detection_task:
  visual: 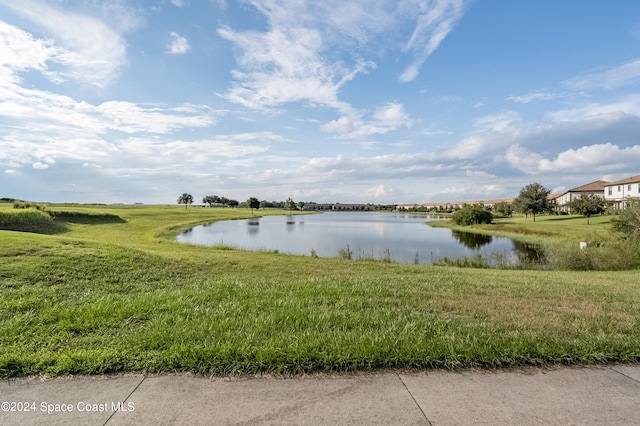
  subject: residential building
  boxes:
[555,180,608,213]
[604,175,640,209]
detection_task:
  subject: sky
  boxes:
[2,0,640,205]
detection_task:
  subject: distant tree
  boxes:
[177,193,193,209]
[514,182,551,222]
[285,197,297,212]
[260,200,273,209]
[298,201,305,210]
[568,193,606,224]
[611,198,640,238]
[202,195,218,208]
[493,202,513,217]
[228,199,239,208]
[452,204,493,226]
[247,197,260,215]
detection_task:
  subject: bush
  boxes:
[452,205,493,226]
[12,200,44,210]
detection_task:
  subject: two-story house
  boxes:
[555,180,608,213]
[604,175,640,209]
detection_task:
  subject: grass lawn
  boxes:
[1,205,639,377]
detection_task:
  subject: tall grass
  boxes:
[547,237,640,270]
[0,209,59,233]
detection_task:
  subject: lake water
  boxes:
[176,211,539,265]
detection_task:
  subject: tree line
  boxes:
[176,193,299,214]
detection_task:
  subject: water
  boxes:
[177,211,539,265]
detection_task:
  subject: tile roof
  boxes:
[604,174,640,186]
[566,180,609,192]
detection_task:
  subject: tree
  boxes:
[451,204,493,226]
[285,197,297,212]
[202,195,218,208]
[514,182,551,222]
[493,202,513,217]
[611,198,640,238]
[247,197,260,215]
[568,193,605,224]
[177,193,193,209]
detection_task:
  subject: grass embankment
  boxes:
[1,205,639,377]
[430,214,640,270]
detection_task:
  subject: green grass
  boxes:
[0,209,62,233]
[1,205,639,377]
[430,213,640,270]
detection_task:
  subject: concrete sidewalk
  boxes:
[1,364,639,425]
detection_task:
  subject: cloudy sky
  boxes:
[2,0,640,205]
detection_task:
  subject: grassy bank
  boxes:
[1,205,639,377]
[430,213,640,270]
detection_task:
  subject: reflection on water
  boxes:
[247,218,260,235]
[177,212,541,266]
[451,230,493,249]
[512,239,546,263]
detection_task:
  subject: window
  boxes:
[628,184,632,191]
[608,187,612,195]
[618,185,621,192]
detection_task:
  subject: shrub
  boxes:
[452,205,493,226]
[13,200,43,209]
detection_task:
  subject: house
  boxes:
[604,175,640,209]
[555,180,608,213]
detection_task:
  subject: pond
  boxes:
[177,211,541,265]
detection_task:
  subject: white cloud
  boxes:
[1,1,132,86]
[506,143,640,175]
[219,0,470,110]
[167,32,191,55]
[508,91,560,103]
[321,103,411,139]
[399,0,468,83]
[473,111,520,132]
[547,96,640,123]
[0,21,61,84]
[365,184,393,198]
[565,58,640,91]
[33,162,49,169]
[5,169,15,174]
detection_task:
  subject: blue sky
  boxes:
[2,0,640,205]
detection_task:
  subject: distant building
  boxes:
[397,198,514,211]
[555,180,608,213]
[302,202,333,211]
[604,175,640,209]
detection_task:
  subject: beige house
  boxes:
[604,175,640,209]
[555,180,608,213]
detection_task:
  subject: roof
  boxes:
[566,180,609,193]
[604,174,640,186]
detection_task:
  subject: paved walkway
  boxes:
[1,364,639,425]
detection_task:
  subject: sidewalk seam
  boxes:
[608,366,640,385]
[103,376,146,426]
[396,373,433,426]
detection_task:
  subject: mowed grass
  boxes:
[0,204,639,377]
